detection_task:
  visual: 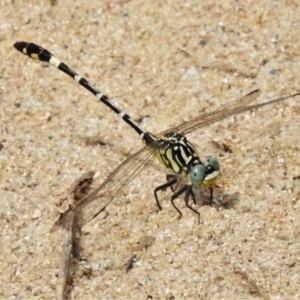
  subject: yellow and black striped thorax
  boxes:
[142,132,202,176]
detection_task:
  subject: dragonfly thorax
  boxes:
[146,132,202,175]
[153,132,220,186]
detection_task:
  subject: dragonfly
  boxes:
[13,41,300,231]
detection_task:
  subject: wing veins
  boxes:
[52,147,155,230]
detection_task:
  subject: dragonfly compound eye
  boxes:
[203,156,220,184]
[189,164,205,185]
[206,156,220,171]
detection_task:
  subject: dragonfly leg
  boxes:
[184,185,201,223]
[189,186,196,205]
[170,184,187,220]
[166,174,178,192]
[209,187,213,206]
[154,176,177,210]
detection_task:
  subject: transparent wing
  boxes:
[160,89,261,136]
[172,90,300,135]
[51,146,155,230]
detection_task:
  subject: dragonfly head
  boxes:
[189,156,220,186]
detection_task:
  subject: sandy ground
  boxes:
[1,0,300,299]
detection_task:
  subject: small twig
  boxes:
[125,236,155,272]
[234,267,271,300]
[125,254,137,273]
[55,171,95,300]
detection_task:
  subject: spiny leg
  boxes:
[170,185,187,220]
[184,185,200,223]
[209,187,213,206]
[170,184,200,222]
[166,174,178,192]
[189,185,196,205]
[154,176,178,211]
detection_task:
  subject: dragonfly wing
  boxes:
[51,146,155,231]
[175,90,299,135]
[171,89,261,135]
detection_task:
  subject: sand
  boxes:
[1,0,300,299]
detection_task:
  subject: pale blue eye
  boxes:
[206,156,220,171]
[202,156,220,184]
[189,164,205,184]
